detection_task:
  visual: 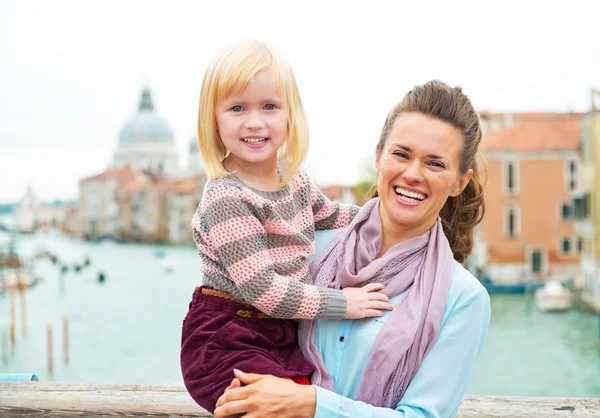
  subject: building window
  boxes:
[504,205,520,238]
[566,160,578,191]
[531,249,544,273]
[577,237,583,254]
[561,237,571,255]
[503,160,519,195]
[561,202,572,220]
[574,194,589,219]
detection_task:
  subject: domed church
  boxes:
[111,87,179,176]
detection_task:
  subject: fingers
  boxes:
[363,309,385,318]
[366,301,393,311]
[233,369,267,385]
[215,382,247,409]
[367,291,389,302]
[361,283,385,293]
[213,399,249,418]
[224,378,242,393]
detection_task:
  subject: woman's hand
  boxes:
[343,283,393,319]
[213,369,317,418]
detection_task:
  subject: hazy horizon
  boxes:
[1,0,599,203]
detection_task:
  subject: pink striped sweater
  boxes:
[191,169,359,319]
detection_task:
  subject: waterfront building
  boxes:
[115,172,171,243]
[576,88,600,312]
[319,185,358,205]
[168,176,205,245]
[77,167,140,239]
[478,112,582,283]
[14,185,73,233]
[77,86,208,243]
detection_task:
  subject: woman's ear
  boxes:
[375,155,381,172]
[451,169,473,197]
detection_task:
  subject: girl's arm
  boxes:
[195,185,389,320]
[303,170,360,231]
[194,184,344,319]
[214,287,490,418]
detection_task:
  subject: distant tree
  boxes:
[353,164,378,205]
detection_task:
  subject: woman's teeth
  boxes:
[394,187,425,201]
[242,137,267,144]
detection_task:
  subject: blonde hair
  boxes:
[197,40,309,187]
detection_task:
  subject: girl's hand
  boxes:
[343,283,393,319]
[214,369,317,418]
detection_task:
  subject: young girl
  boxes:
[180,40,392,413]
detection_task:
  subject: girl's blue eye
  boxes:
[231,105,243,112]
[264,104,277,110]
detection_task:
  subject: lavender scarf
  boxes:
[298,198,453,408]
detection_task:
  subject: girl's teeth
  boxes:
[243,138,266,144]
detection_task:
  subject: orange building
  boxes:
[319,185,358,205]
[478,113,581,283]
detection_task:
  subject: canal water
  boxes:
[1,231,600,397]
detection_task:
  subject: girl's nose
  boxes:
[244,112,265,130]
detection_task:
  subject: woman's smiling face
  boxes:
[376,112,473,239]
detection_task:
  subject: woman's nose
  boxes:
[403,161,424,182]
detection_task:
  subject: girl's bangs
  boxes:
[214,53,289,104]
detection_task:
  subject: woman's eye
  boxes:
[393,152,408,159]
[231,105,243,112]
[430,161,445,169]
[264,103,277,110]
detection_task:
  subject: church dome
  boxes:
[119,88,174,144]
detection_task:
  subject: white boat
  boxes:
[535,281,572,312]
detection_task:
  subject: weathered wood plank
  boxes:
[1,382,599,417]
[0,382,211,417]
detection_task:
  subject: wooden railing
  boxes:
[1,382,599,417]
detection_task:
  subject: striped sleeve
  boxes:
[194,185,346,320]
[302,171,360,231]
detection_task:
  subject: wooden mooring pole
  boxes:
[18,282,26,337]
[9,288,15,346]
[47,324,53,375]
[63,314,69,364]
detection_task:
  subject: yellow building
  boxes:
[576,88,600,312]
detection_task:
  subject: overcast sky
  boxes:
[1,0,599,203]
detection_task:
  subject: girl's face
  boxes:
[376,112,473,240]
[216,70,288,173]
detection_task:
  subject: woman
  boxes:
[213,80,491,418]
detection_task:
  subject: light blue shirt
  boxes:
[310,230,491,418]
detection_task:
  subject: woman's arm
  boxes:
[215,287,490,418]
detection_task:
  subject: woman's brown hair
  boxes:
[373,80,486,263]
